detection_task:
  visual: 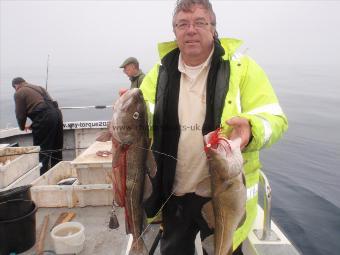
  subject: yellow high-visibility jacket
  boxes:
[140,37,288,249]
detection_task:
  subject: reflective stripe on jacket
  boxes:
[140,37,288,249]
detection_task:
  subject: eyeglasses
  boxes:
[175,20,211,31]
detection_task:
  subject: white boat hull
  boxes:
[0,121,301,255]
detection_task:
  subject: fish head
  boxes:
[204,130,244,177]
[111,88,148,145]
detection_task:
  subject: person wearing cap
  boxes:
[12,77,63,175]
[119,57,145,89]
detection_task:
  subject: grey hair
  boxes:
[172,0,218,37]
[172,0,216,26]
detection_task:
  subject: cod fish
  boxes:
[201,129,247,255]
[97,88,156,255]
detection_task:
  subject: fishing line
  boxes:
[0,143,207,252]
[38,151,63,163]
[133,145,179,162]
[129,144,185,248]
[135,189,176,245]
[131,144,214,248]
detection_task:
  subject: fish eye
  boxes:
[133,112,139,120]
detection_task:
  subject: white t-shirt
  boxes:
[173,49,214,197]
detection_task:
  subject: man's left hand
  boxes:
[226,117,252,150]
[24,124,32,132]
[119,88,129,96]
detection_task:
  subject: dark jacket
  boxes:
[143,40,230,217]
[130,70,145,88]
[14,84,54,130]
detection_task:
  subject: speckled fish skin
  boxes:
[203,133,247,255]
[97,88,155,254]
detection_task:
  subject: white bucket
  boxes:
[51,221,85,254]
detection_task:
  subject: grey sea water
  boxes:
[261,65,340,255]
[1,1,340,255]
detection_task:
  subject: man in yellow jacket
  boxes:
[140,0,288,254]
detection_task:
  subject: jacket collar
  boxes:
[129,69,143,81]
[157,37,243,61]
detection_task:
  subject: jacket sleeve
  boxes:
[238,56,288,152]
[14,92,27,130]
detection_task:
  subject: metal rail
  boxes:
[254,170,279,241]
[259,170,272,240]
[60,105,113,110]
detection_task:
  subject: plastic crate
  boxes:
[0,164,41,191]
[31,161,113,208]
[71,141,112,184]
[0,146,40,189]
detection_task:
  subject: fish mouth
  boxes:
[120,88,144,108]
[124,88,143,98]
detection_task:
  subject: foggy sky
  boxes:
[1,1,340,74]
[1,0,340,126]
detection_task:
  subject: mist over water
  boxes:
[261,65,340,255]
[1,1,340,254]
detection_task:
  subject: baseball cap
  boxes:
[119,57,139,68]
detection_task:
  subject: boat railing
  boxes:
[59,105,113,110]
[255,170,279,241]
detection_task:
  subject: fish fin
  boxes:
[129,237,148,255]
[143,172,153,203]
[237,211,247,229]
[242,172,246,186]
[195,177,211,197]
[214,180,232,196]
[112,145,122,167]
[142,212,149,231]
[202,234,214,255]
[96,130,112,142]
[147,137,152,148]
[146,149,157,178]
[201,201,215,229]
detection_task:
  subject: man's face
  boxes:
[173,5,215,65]
[123,63,137,78]
[12,84,21,91]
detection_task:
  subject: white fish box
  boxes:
[0,146,40,189]
[71,141,112,185]
[31,161,113,208]
[0,163,41,191]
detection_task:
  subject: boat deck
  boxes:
[0,126,301,255]
[22,206,161,255]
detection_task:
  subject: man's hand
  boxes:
[119,88,128,96]
[226,117,252,150]
[24,124,32,132]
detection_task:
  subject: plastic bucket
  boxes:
[0,199,37,255]
[0,185,31,203]
[0,199,35,221]
[51,221,85,254]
